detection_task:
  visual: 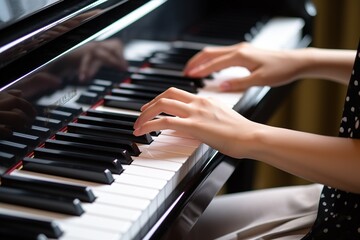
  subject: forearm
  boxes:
[293,48,356,84]
[244,124,360,193]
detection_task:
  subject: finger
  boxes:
[219,75,256,92]
[140,87,196,111]
[134,116,191,136]
[184,46,233,75]
[134,98,191,129]
[186,52,241,78]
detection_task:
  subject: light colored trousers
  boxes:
[187,184,323,240]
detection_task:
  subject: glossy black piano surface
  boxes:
[0,0,315,239]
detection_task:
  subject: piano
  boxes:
[0,0,315,239]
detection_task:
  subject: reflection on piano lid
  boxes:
[0,0,315,239]
[0,0,62,31]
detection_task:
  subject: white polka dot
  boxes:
[355,204,358,208]
[324,228,328,233]
[355,80,359,86]
[331,194,335,198]
[323,202,327,206]
[340,127,344,133]
[356,120,359,129]
[325,217,328,221]
[346,96,350,102]
[351,107,355,112]
[336,224,341,228]
[358,227,360,233]
[348,127,352,133]
[337,194,341,198]
[342,117,348,122]
[347,216,352,220]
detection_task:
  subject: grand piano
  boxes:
[0,0,315,239]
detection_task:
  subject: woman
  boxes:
[134,40,360,239]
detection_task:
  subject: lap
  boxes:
[187,184,323,240]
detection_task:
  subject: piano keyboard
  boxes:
[0,17,304,240]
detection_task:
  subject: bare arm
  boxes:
[295,47,355,85]
[248,125,360,193]
[134,88,360,193]
[184,43,356,91]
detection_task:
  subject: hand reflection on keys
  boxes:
[0,90,36,138]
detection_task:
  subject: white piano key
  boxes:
[161,129,197,139]
[153,134,200,148]
[0,203,126,239]
[139,148,193,173]
[139,141,195,155]
[59,223,121,240]
[10,169,158,216]
[122,164,174,181]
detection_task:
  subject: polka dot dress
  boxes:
[302,40,360,239]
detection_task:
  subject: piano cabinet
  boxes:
[0,0,315,239]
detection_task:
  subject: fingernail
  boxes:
[133,128,139,136]
[188,66,201,76]
[220,82,231,91]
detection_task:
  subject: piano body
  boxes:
[0,0,315,239]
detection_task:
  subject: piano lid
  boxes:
[0,0,133,71]
[0,0,62,31]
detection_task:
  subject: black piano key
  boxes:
[0,186,84,216]
[52,105,83,115]
[103,95,146,112]
[67,122,153,144]
[111,88,158,101]
[78,114,160,137]
[86,109,138,122]
[45,139,133,165]
[0,213,63,238]
[33,148,123,174]
[148,58,185,71]
[55,132,141,156]
[1,174,96,203]
[36,105,75,121]
[0,227,48,240]
[77,115,134,130]
[136,67,204,87]
[130,73,198,93]
[152,52,190,64]
[34,116,63,130]
[0,151,16,167]
[20,125,51,139]
[41,109,73,123]
[0,140,28,156]
[88,85,107,94]
[10,132,41,147]
[76,91,99,104]
[92,79,113,89]
[83,110,161,136]
[118,82,167,94]
[22,157,114,184]
[167,46,200,56]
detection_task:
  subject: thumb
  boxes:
[219,76,255,92]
